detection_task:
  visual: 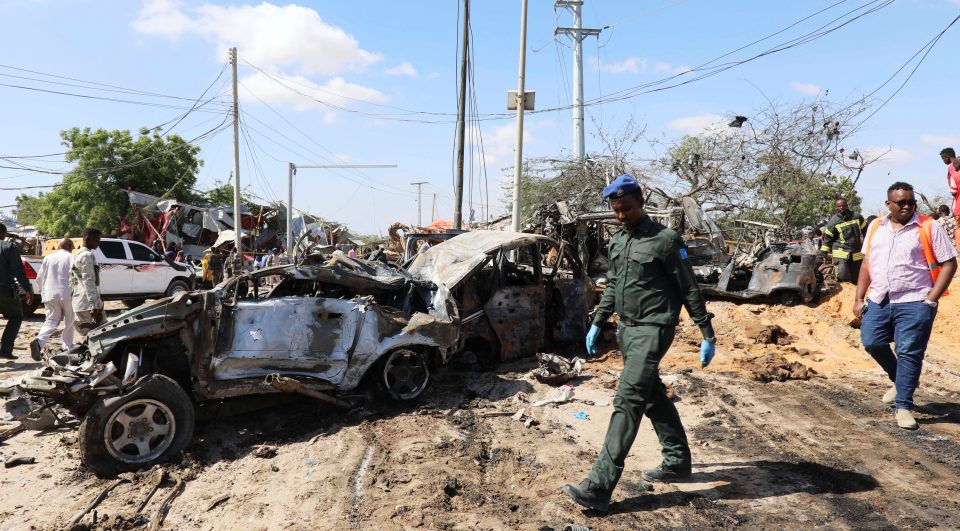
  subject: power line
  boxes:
[848,13,960,134]
[0,63,233,104]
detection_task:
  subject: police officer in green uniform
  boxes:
[562,175,717,512]
[0,223,34,360]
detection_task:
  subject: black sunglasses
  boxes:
[887,199,917,208]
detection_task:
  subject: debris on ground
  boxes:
[747,354,818,382]
[742,322,793,345]
[252,445,278,459]
[531,353,586,385]
[533,385,576,407]
[571,411,590,421]
[3,456,34,468]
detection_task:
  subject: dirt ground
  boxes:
[2,279,960,530]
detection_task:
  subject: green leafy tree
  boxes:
[13,193,45,226]
[28,127,203,236]
[204,180,259,211]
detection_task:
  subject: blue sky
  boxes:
[1,0,958,235]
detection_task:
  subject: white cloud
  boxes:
[592,57,647,74]
[132,0,382,76]
[920,134,960,147]
[666,114,726,135]
[385,61,417,77]
[860,146,915,165]
[654,62,691,75]
[131,0,194,37]
[477,123,535,171]
[790,81,821,96]
[239,71,388,113]
[427,71,440,79]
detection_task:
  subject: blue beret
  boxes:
[603,174,641,199]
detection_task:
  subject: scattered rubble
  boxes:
[747,354,819,382]
[531,354,585,385]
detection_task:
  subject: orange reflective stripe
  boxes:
[917,216,948,296]
[862,219,880,262]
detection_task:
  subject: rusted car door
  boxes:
[482,245,547,360]
[211,296,361,383]
[543,242,592,344]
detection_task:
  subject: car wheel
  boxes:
[165,279,191,297]
[778,291,802,307]
[79,375,194,477]
[381,348,430,401]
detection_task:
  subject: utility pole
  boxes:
[229,47,243,272]
[410,181,428,228]
[285,164,396,259]
[453,0,470,230]
[555,1,601,160]
[431,193,437,223]
[510,0,530,233]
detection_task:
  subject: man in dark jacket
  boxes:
[0,223,34,359]
[820,198,867,283]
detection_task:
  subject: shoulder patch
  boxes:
[679,248,689,260]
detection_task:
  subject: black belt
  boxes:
[620,317,644,326]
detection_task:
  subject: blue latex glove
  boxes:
[585,324,601,356]
[700,339,716,368]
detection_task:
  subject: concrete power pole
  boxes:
[555,1,601,161]
[510,0,529,234]
[229,47,243,271]
[411,181,427,228]
[453,0,469,230]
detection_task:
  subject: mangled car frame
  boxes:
[408,230,596,366]
[5,257,457,476]
[557,197,820,306]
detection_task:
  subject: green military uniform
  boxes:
[0,239,32,358]
[588,216,714,492]
[820,211,866,283]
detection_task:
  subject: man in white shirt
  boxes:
[72,228,104,340]
[31,238,76,359]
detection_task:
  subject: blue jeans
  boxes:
[860,297,937,410]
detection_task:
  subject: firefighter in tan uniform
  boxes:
[71,228,104,339]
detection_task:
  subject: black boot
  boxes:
[561,479,611,512]
[641,462,691,482]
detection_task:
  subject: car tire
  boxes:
[165,279,191,297]
[79,375,194,478]
[381,348,431,401]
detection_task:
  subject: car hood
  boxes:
[407,230,550,289]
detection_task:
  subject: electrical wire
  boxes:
[847,13,960,135]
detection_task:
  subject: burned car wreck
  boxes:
[4,257,457,476]
[532,196,820,306]
[408,230,596,366]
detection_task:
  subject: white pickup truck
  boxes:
[20,238,195,314]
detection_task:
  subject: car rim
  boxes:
[383,349,429,400]
[171,283,187,294]
[103,399,176,464]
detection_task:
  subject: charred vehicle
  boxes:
[408,231,595,365]
[4,257,458,476]
[545,197,820,306]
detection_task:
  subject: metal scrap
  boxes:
[530,353,585,385]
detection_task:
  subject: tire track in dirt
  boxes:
[684,372,960,528]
